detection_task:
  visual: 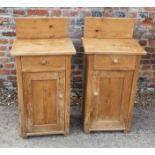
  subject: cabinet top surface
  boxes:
[82,38,146,55]
[11,38,76,56]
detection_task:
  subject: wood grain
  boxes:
[125,56,141,132]
[21,56,65,72]
[89,71,133,131]
[84,17,135,39]
[23,72,65,134]
[83,17,145,133]
[11,38,76,56]
[64,56,71,135]
[16,57,28,138]
[16,17,68,39]
[94,55,136,70]
[12,17,74,137]
[82,38,146,55]
[83,55,94,133]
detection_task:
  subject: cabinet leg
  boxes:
[64,128,69,136]
[84,126,90,134]
[21,132,28,139]
[124,129,128,134]
[64,132,69,136]
[124,126,130,134]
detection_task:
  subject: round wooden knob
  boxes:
[113,58,118,64]
[41,60,47,65]
[59,94,63,99]
[93,91,99,96]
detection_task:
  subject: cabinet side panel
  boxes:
[64,56,71,135]
[16,57,27,138]
[84,55,94,133]
[126,56,141,132]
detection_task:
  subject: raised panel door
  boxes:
[23,72,65,134]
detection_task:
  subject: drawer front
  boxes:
[21,56,65,72]
[94,55,136,70]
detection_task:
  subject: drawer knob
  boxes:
[41,60,47,65]
[112,58,118,64]
[59,94,63,99]
[93,91,99,96]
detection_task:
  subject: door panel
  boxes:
[98,77,124,120]
[23,72,65,133]
[32,80,57,125]
[90,71,133,130]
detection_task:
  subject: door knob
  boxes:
[59,94,63,99]
[40,60,47,65]
[93,91,99,96]
[112,58,118,64]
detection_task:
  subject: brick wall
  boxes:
[0,7,155,104]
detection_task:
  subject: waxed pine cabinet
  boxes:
[82,17,146,133]
[11,17,76,138]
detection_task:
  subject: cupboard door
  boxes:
[23,72,65,134]
[90,71,133,131]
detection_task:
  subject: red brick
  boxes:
[9,46,12,50]
[142,65,151,70]
[150,60,155,64]
[72,67,81,75]
[62,10,70,16]
[0,58,8,63]
[51,9,61,16]
[0,39,8,44]
[13,9,25,15]
[139,40,147,46]
[4,63,14,68]
[143,71,152,76]
[2,32,16,37]
[144,7,155,11]
[0,8,6,13]
[151,54,155,59]
[0,69,10,75]
[149,12,155,18]
[0,52,5,56]
[7,76,16,81]
[27,9,49,16]
[145,47,154,53]
[149,82,155,88]
[104,7,114,17]
[0,46,7,51]
[128,12,137,18]
[80,10,91,17]
[142,54,151,59]
[150,78,155,82]
[10,70,16,75]
[70,10,78,17]
[149,39,155,47]
[141,59,150,64]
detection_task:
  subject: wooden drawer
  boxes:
[94,55,136,70]
[21,56,65,72]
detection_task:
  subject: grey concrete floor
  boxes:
[0,104,155,148]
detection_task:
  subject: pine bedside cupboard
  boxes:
[82,17,146,133]
[11,17,76,138]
